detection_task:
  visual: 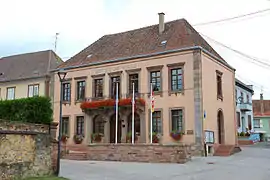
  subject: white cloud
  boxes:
[1,0,270,99]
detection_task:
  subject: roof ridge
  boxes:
[104,18,186,37]
[1,49,52,59]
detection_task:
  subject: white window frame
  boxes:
[6,87,15,100]
[28,84,39,97]
[253,119,261,128]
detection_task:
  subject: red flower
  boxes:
[80,98,146,109]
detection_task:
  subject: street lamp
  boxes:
[55,69,67,176]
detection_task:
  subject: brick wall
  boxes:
[0,121,57,180]
[85,144,192,163]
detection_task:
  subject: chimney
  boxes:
[158,12,165,34]
[260,93,264,114]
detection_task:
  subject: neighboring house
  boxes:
[253,94,270,141]
[53,13,237,152]
[235,78,254,133]
[0,50,63,101]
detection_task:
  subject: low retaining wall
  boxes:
[86,144,192,163]
[0,121,57,180]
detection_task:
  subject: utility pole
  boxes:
[54,33,59,52]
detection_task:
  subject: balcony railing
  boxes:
[84,93,146,102]
[238,102,252,112]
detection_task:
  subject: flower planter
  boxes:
[80,98,146,110]
[91,133,103,143]
[73,134,84,144]
[61,135,69,143]
[170,131,184,141]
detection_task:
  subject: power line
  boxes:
[193,8,270,26]
[200,33,270,69]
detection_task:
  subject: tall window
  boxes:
[76,81,86,101]
[94,79,103,98]
[76,116,84,135]
[28,84,39,97]
[61,117,69,135]
[235,90,237,101]
[6,87,15,100]
[111,76,120,98]
[93,116,104,134]
[170,68,183,91]
[63,82,71,102]
[129,74,139,94]
[152,111,162,133]
[236,112,241,128]
[150,71,161,91]
[171,109,183,132]
[216,73,222,98]
[246,94,250,104]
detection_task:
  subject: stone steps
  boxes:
[213,145,235,156]
[62,151,88,161]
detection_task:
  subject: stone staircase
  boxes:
[62,151,88,161]
[213,145,238,156]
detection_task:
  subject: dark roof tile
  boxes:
[0,50,63,82]
[59,19,226,69]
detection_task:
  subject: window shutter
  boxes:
[260,120,263,128]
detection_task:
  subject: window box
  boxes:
[170,130,184,141]
[80,98,146,109]
[91,133,103,143]
[73,134,84,144]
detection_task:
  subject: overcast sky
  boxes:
[1,0,270,99]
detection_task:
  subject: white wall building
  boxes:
[235,79,254,133]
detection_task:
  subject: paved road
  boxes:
[60,145,270,180]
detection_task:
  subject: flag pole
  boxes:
[132,82,135,144]
[115,82,119,144]
[150,83,153,144]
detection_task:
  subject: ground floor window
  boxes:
[171,109,183,132]
[152,111,162,133]
[76,116,84,135]
[61,117,69,135]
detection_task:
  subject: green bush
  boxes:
[0,96,53,124]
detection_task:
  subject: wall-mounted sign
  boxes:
[205,130,214,144]
[186,130,194,135]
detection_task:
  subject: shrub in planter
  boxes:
[73,134,84,144]
[170,130,184,141]
[91,133,103,143]
[126,131,138,143]
[239,132,245,137]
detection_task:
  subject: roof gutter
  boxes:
[0,75,47,83]
[51,46,235,72]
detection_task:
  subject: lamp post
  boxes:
[55,69,67,176]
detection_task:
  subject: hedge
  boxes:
[0,96,53,124]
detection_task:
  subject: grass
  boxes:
[23,176,69,180]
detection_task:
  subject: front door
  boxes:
[217,110,225,144]
[110,114,122,143]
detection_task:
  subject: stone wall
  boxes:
[86,144,192,163]
[0,121,56,180]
